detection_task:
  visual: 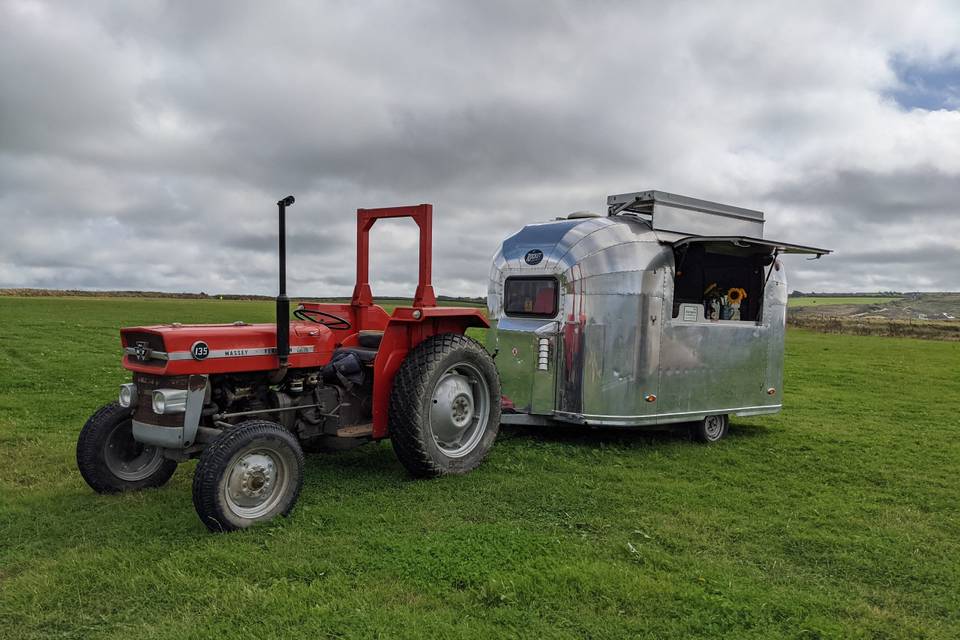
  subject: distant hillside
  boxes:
[787,292,960,340]
[788,292,959,322]
[0,288,485,305]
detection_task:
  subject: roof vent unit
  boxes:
[607,190,765,237]
[566,210,601,219]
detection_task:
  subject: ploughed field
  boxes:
[1,296,958,639]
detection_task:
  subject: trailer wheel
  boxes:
[690,414,729,443]
[76,402,177,493]
[192,420,304,532]
[389,333,501,478]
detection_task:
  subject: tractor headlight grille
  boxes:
[118,383,137,408]
[132,373,191,427]
[152,389,188,414]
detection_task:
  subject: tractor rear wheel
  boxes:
[192,420,304,532]
[76,402,177,493]
[389,333,501,478]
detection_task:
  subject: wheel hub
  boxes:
[428,364,490,458]
[450,392,474,427]
[225,451,284,517]
[103,420,164,481]
[704,415,723,438]
[239,460,274,498]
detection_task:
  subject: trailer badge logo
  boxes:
[524,249,543,265]
[191,341,210,360]
[133,341,149,360]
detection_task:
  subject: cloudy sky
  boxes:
[1,0,958,297]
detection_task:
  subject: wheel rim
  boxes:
[103,419,165,481]
[429,362,490,458]
[223,447,291,520]
[703,415,725,440]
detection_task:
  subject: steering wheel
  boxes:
[293,307,352,330]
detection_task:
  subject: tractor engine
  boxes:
[117,319,380,457]
[209,361,374,449]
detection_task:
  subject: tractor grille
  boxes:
[132,373,190,427]
[123,331,167,367]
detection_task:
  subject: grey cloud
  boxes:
[2,1,960,297]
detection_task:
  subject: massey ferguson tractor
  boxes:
[77,197,500,532]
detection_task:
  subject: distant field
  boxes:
[1,296,959,639]
[788,296,900,307]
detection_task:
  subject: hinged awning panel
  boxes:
[668,235,831,257]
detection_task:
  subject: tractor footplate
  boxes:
[336,424,373,438]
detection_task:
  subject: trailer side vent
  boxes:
[537,338,550,371]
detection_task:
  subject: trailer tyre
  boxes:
[76,402,177,493]
[690,414,729,443]
[192,420,304,533]
[389,333,501,478]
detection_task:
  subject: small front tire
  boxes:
[691,414,729,443]
[192,420,304,533]
[76,402,178,493]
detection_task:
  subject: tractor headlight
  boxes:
[118,383,138,408]
[152,389,189,414]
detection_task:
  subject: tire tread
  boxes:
[388,333,500,478]
[192,420,304,532]
[76,401,177,493]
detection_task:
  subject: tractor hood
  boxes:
[121,322,335,375]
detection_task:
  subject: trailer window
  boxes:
[671,244,771,322]
[504,277,558,317]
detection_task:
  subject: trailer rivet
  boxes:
[767,388,777,395]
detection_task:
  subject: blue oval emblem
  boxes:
[524,249,544,265]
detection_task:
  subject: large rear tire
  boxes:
[76,402,177,493]
[389,333,501,478]
[192,420,304,532]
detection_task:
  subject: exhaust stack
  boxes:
[276,195,295,368]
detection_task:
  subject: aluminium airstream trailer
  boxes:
[487,190,830,441]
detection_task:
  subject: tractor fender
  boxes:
[371,307,489,438]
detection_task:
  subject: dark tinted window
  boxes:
[504,277,558,317]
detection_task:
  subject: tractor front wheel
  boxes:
[192,420,304,532]
[76,402,177,493]
[389,333,501,478]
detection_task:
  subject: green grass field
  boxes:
[788,297,900,307]
[1,297,958,639]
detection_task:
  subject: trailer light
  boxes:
[152,389,189,414]
[767,387,777,395]
[537,338,550,371]
[118,383,138,408]
[645,394,657,403]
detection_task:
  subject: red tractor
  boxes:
[77,197,501,531]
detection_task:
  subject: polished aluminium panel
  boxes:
[489,210,792,428]
[491,215,670,425]
[656,273,779,423]
[607,190,765,237]
[494,318,558,415]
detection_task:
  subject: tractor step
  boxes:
[336,424,373,438]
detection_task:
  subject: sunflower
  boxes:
[727,287,747,303]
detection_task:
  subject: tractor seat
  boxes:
[332,346,378,365]
[357,330,383,349]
